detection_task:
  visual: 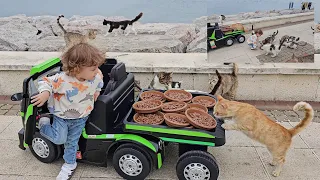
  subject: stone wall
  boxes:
[315,31,320,54]
[0,51,319,102]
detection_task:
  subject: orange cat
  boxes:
[229,23,248,32]
[213,95,314,177]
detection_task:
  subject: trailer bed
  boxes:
[123,90,226,147]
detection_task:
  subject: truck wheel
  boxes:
[176,150,219,180]
[237,35,245,43]
[30,132,58,163]
[55,145,63,161]
[113,144,151,180]
[225,38,234,46]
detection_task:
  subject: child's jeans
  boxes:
[40,115,88,164]
[248,43,257,49]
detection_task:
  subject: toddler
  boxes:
[31,43,105,180]
[247,29,263,50]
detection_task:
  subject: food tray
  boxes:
[123,89,226,147]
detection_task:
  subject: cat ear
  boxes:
[221,103,227,109]
[217,95,224,101]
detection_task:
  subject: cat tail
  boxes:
[57,15,67,34]
[232,63,238,76]
[130,12,143,23]
[134,81,142,91]
[278,36,286,50]
[289,102,314,136]
[49,25,58,36]
[209,70,222,95]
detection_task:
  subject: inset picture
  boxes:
[314,1,320,54]
[207,0,314,63]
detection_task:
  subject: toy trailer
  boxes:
[207,22,246,50]
[11,57,225,180]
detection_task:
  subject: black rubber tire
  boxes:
[176,150,219,180]
[55,145,63,161]
[225,38,234,46]
[29,132,58,163]
[113,144,151,180]
[112,143,154,170]
[237,35,246,43]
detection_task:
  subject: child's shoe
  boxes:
[56,162,77,180]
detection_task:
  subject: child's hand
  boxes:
[94,91,100,101]
[31,91,50,107]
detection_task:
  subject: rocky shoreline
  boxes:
[0,9,313,53]
[0,14,206,53]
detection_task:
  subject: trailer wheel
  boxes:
[30,132,58,163]
[225,38,234,46]
[176,150,219,180]
[113,144,151,180]
[237,35,245,43]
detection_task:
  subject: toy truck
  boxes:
[207,23,246,50]
[11,57,226,180]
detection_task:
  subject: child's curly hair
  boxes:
[255,29,263,35]
[61,43,105,76]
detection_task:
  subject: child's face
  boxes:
[78,65,99,81]
[257,33,262,37]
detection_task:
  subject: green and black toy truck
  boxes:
[207,23,246,51]
[12,57,226,180]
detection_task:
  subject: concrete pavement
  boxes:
[1,111,320,180]
[208,21,314,65]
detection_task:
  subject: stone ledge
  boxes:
[222,12,314,31]
[237,12,314,24]
[1,52,319,101]
[0,51,320,75]
[1,95,320,111]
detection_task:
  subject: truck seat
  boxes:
[86,62,135,134]
[103,62,127,95]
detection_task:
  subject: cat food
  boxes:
[164,89,193,102]
[187,103,208,113]
[161,101,188,113]
[192,96,216,108]
[164,113,190,127]
[133,112,164,125]
[140,90,166,102]
[185,109,217,130]
[132,100,162,113]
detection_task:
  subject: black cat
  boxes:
[103,12,143,36]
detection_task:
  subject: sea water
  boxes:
[0,0,315,23]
